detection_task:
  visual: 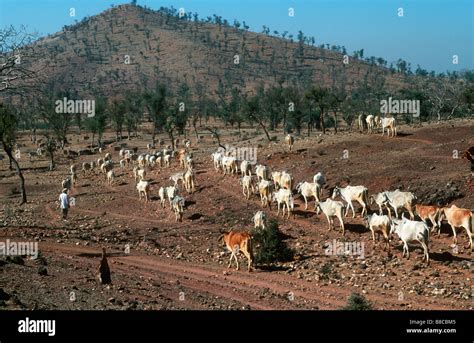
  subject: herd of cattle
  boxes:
[30,132,473,272]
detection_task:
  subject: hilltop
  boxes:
[26,4,408,98]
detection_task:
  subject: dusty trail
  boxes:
[35,240,460,310]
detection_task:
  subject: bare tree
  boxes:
[0,25,40,95]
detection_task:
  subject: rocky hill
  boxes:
[24,4,409,99]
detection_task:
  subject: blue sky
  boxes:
[1,0,472,73]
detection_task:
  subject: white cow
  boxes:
[240,175,254,200]
[272,188,294,219]
[391,218,430,264]
[136,180,150,202]
[384,190,416,220]
[381,117,397,137]
[256,164,269,181]
[240,160,252,177]
[366,115,375,134]
[332,185,369,218]
[296,182,321,210]
[316,199,346,235]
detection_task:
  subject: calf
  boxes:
[366,213,392,251]
[219,231,253,272]
[253,211,267,230]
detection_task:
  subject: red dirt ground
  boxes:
[0,120,473,310]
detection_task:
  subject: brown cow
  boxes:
[415,204,442,234]
[439,205,473,250]
[219,231,253,272]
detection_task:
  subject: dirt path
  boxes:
[35,241,460,310]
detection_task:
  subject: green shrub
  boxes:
[251,220,294,265]
[342,292,373,310]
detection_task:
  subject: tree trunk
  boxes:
[3,144,27,204]
[333,111,338,134]
[49,153,55,171]
[193,120,199,142]
[249,114,271,141]
[320,109,326,134]
[258,120,271,141]
[168,130,175,150]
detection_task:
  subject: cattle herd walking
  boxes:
[55,131,472,272]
